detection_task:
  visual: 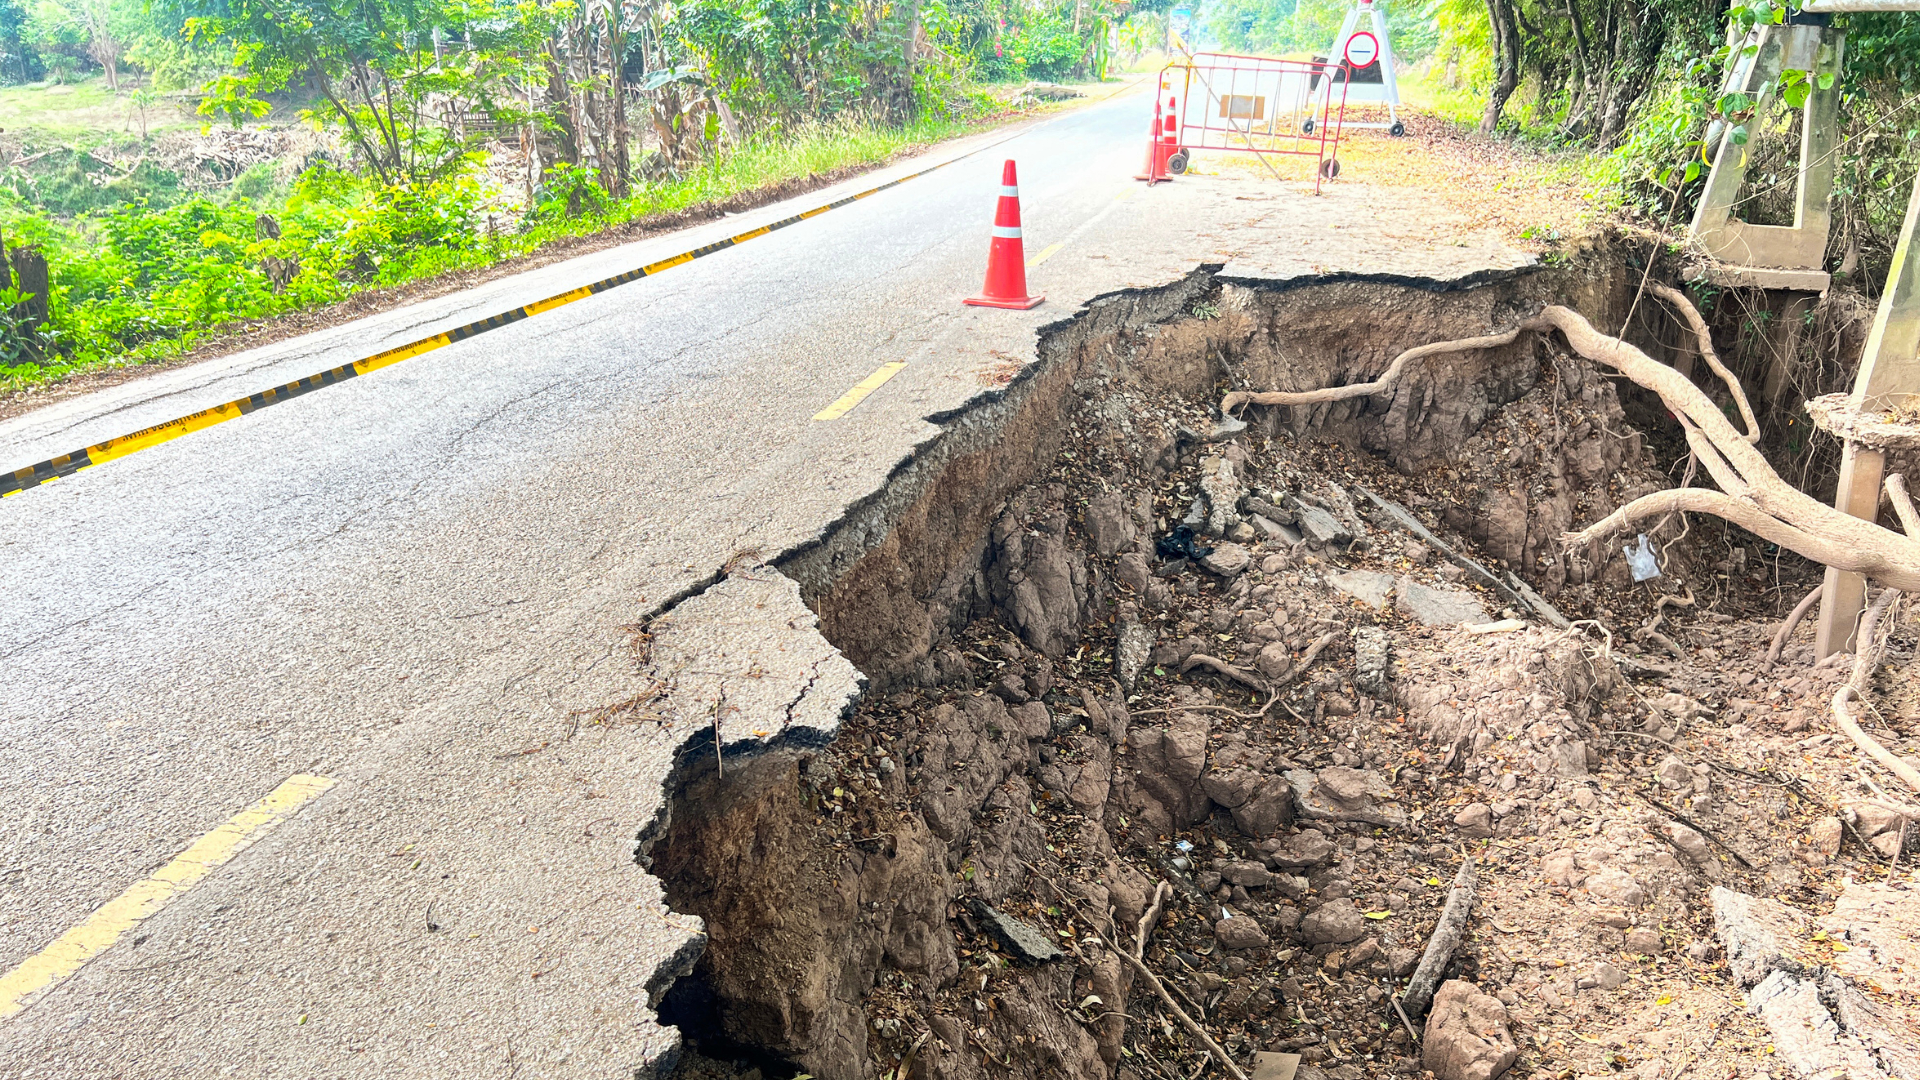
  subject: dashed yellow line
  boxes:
[0,774,335,1020]
[1026,242,1065,268]
[813,362,907,421]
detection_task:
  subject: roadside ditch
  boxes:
[628,246,1917,1080]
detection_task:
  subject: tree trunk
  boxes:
[1481,0,1522,132]
[10,245,49,364]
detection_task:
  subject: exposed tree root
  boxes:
[1219,323,1542,413]
[1222,299,1920,587]
[1832,589,1920,796]
[1648,283,1760,444]
[1399,858,1476,1023]
[1766,584,1826,668]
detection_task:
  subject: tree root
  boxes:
[1832,588,1920,795]
[1634,587,1694,661]
[1399,858,1476,1023]
[1220,322,1544,414]
[1648,283,1760,444]
[1221,297,1920,589]
[1181,653,1267,694]
[1766,584,1825,668]
[1888,473,1920,539]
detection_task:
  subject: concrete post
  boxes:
[1815,169,1920,655]
[1687,23,1844,289]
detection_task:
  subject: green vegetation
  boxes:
[0,0,1157,391]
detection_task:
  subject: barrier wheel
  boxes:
[1167,150,1190,175]
[1389,120,1406,138]
[1301,118,1316,135]
[1319,157,1341,180]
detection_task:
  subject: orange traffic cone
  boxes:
[1136,92,1173,184]
[965,160,1044,310]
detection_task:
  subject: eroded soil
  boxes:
[650,268,1916,1080]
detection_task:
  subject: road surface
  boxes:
[0,86,1531,1078]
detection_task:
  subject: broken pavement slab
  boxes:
[969,899,1065,963]
[1821,880,1920,998]
[1713,883,1920,1080]
[644,569,866,757]
[1327,570,1395,610]
[1711,886,1815,987]
[1395,576,1490,626]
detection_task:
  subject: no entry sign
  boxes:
[1344,31,1380,68]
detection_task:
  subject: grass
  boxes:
[0,99,1076,396]
[0,76,200,139]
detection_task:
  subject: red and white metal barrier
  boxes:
[1137,52,1351,193]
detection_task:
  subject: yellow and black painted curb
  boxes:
[3,146,990,500]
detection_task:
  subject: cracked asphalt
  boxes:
[0,86,1532,1078]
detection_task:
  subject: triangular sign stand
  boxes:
[1325,0,1404,135]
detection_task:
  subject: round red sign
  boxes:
[1344,31,1380,68]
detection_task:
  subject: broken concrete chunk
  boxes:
[1115,621,1155,691]
[1821,880,1920,998]
[1326,569,1394,609]
[1422,980,1518,1080]
[1250,514,1302,546]
[1746,968,1888,1080]
[1199,456,1243,537]
[1200,542,1252,577]
[1286,767,1407,828]
[1712,886,1813,988]
[1394,576,1489,626]
[1293,502,1350,546]
[969,899,1064,963]
[1244,496,1294,525]
[1211,414,1249,441]
[1352,626,1391,699]
[1300,898,1367,945]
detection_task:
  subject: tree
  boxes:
[168,0,552,186]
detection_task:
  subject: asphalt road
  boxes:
[0,84,1532,1078]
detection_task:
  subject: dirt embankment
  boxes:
[643,251,1917,1080]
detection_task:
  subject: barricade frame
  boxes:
[1142,52,1350,194]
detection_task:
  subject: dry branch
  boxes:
[1135,881,1173,960]
[1399,858,1477,1022]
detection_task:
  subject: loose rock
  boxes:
[1422,980,1518,1080]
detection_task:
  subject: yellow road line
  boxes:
[0,774,335,1020]
[813,362,907,421]
[1026,242,1064,268]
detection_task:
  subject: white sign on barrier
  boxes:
[1343,31,1379,68]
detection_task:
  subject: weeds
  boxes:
[0,109,1001,395]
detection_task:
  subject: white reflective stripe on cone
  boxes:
[992,226,1023,238]
[1000,186,1020,196]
